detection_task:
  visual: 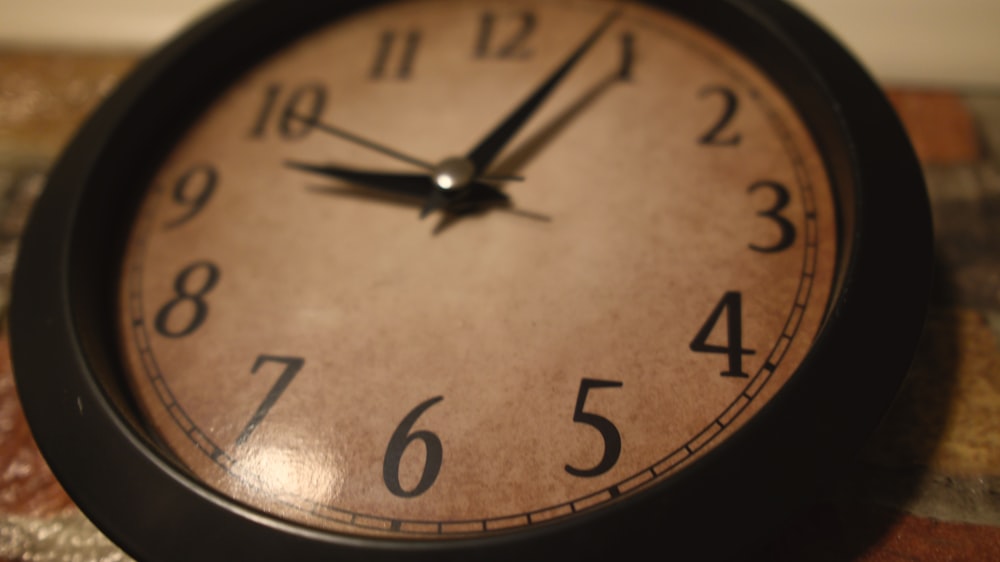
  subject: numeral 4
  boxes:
[690,292,756,378]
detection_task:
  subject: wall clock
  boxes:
[10,0,932,560]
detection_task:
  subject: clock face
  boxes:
[116,0,837,538]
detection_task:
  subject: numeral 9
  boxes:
[164,164,217,229]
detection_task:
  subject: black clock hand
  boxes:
[286,161,431,197]
[419,12,617,218]
[418,12,617,218]
[489,70,624,180]
[286,13,619,220]
[297,117,524,182]
[286,160,509,207]
[300,118,436,171]
[464,10,620,175]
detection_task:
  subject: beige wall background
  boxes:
[0,0,997,88]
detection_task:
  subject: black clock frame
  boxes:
[10,0,931,561]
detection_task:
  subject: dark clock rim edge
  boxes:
[8,0,932,561]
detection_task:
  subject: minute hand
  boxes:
[464,11,620,175]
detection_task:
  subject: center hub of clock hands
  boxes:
[287,11,620,220]
[432,157,475,191]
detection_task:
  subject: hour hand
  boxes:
[286,160,509,211]
[285,160,432,198]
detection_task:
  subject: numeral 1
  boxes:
[619,32,635,81]
[690,292,756,378]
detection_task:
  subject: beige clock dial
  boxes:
[117,0,837,538]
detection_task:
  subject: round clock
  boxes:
[10,0,931,560]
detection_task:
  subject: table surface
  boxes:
[0,51,998,562]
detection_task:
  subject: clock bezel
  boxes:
[10,0,931,560]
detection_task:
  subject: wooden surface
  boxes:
[1,51,999,561]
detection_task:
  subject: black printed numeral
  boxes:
[748,180,797,253]
[619,32,635,81]
[475,11,536,59]
[249,83,327,139]
[164,164,217,229]
[698,86,741,146]
[154,261,220,338]
[565,378,624,478]
[690,292,755,378]
[383,396,444,498]
[235,355,305,446]
[371,30,421,80]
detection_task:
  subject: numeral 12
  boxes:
[475,11,535,59]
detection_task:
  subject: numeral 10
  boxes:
[249,83,327,139]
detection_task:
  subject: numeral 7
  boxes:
[235,355,305,446]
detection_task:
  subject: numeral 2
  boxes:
[698,86,741,146]
[690,292,755,378]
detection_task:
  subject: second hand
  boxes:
[294,114,523,182]
[305,116,435,171]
